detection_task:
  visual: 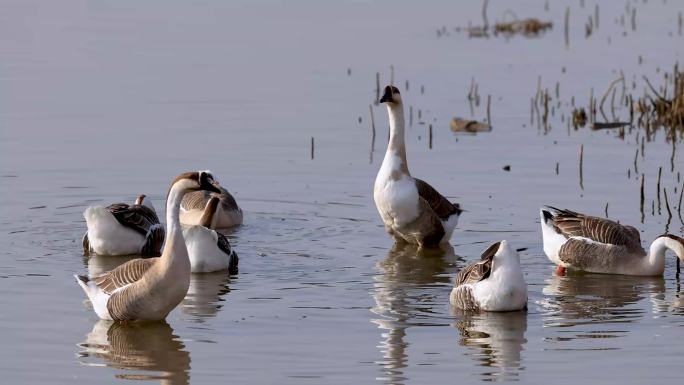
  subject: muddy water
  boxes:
[1,0,683,384]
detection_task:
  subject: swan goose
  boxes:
[450,241,528,312]
[183,196,239,274]
[83,194,164,257]
[75,171,222,321]
[373,85,462,247]
[540,205,684,276]
[180,184,242,228]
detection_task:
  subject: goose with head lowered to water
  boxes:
[183,196,239,274]
[374,85,462,248]
[82,194,164,257]
[450,241,528,312]
[540,205,684,276]
[180,183,242,229]
[75,171,222,321]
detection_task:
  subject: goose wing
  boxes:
[414,178,462,220]
[107,203,161,237]
[91,258,157,295]
[558,238,639,270]
[455,242,499,286]
[549,207,641,247]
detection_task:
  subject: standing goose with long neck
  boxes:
[374,85,462,247]
[540,206,684,276]
[75,171,222,321]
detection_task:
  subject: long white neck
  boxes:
[381,103,409,175]
[162,184,190,265]
[645,236,680,274]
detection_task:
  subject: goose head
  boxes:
[379,85,402,106]
[169,170,222,195]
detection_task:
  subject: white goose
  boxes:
[83,194,164,257]
[540,206,684,276]
[450,241,528,312]
[75,171,222,321]
[183,196,239,274]
[374,85,462,247]
[180,184,242,228]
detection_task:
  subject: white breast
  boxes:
[374,155,420,227]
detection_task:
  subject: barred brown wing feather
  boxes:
[182,186,240,212]
[553,211,640,247]
[414,178,461,220]
[455,259,491,286]
[92,258,157,294]
[216,233,239,274]
[558,238,639,270]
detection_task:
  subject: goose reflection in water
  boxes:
[453,310,527,381]
[540,273,665,344]
[78,321,190,385]
[181,271,232,321]
[371,243,460,385]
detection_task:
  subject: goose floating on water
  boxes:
[83,194,164,257]
[540,205,684,276]
[450,241,528,312]
[183,196,239,274]
[180,184,242,229]
[75,171,222,321]
[373,85,462,247]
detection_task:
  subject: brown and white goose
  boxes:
[75,171,222,321]
[540,206,684,276]
[180,184,242,229]
[450,241,528,312]
[374,85,462,247]
[183,196,239,274]
[83,194,164,257]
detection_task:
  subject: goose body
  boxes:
[373,85,462,247]
[180,185,242,228]
[450,241,527,312]
[83,195,164,257]
[183,197,239,274]
[540,206,684,276]
[75,171,222,321]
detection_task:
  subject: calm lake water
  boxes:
[1,0,683,384]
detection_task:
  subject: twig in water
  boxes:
[429,124,433,149]
[664,188,673,220]
[678,180,684,224]
[375,72,381,105]
[640,173,645,223]
[310,137,315,160]
[579,144,584,190]
[657,167,662,215]
[605,202,609,218]
[564,7,570,48]
[487,94,492,127]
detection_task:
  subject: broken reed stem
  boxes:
[664,188,672,219]
[657,167,662,214]
[599,76,624,120]
[429,124,433,149]
[410,106,413,127]
[633,148,638,174]
[310,137,314,160]
[487,94,492,126]
[375,72,380,104]
[482,0,490,31]
[640,173,645,222]
[369,104,376,151]
[605,202,609,218]
[579,144,584,190]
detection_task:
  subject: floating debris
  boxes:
[572,108,587,127]
[503,165,511,171]
[450,118,491,133]
[494,18,553,37]
[591,121,630,130]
